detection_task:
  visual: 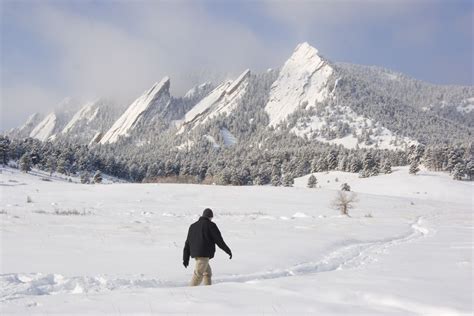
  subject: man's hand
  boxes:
[229,252,232,260]
[183,261,188,268]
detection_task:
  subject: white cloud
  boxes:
[1,1,284,130]
[1,83,62,131]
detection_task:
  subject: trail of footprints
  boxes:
[1,217,428,302]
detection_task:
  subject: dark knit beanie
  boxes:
[202,208,213,218]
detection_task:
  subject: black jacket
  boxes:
[183,217,231,264]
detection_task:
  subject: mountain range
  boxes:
[8,42,474,149]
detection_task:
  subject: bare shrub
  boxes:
[26,195,33,203]
[33,209,92,216]
[0,209,7,214]
[331,191,358,216]
[54,209,91,216]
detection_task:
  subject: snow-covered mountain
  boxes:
[55,99,123,144]
[28,98,79,142]
[265,42,333,127]
[8,42,474,149]
[183,82,213,101]
[177,69,250,133]
[99,78,171,144]
[8,113,43,139]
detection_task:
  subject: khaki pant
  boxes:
[190,257,212,286]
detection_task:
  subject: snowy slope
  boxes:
[99,78,171,144]
[265,42,334,127]
[0,167,472,315]
[178,69,250,133]
[291,102,417,149]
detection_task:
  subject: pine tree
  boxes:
[363,152,376,175]
[56,155,70,175]
[0,136,10,165]
[466,159,474,181]
[337,155,348,171]
[197,162,208,183]
[326,151,338,170]
[46,156,57,176]
[310,157,319,173]
[447,148,463,172]
[341,183,351,191]
[93,170,103,183]
[295,159,310,177]
[452,163,464,180]
[19,153,31,173]
[271,172,281,186]
[307,174,317,188]
[381,160,392,174]
[282,175,294,187]
[217,168,231,185]
[409,160,419,175]
[349,156,362,173]
[282,174,294,187]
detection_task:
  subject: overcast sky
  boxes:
[1,0,473,131]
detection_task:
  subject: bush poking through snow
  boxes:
[364,213,373,218]
[0,209,7,214]
[32,209,92,216]
[341,183,351,191]
[54,209,91,216]
[331,191,358,216]
[307,175,317,188]
[26,195,33,203]
[93,171,103,184]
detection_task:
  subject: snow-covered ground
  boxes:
[0,166,472,315]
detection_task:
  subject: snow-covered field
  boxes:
[0,166,472,315]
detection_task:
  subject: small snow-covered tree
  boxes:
[409,160,420,175]
[341,182,351,191]
[307,174,317,188]
[19,153,31,173]
[93,170,103,183]
[331,191,358,216]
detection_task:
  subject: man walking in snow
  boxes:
[183,208,232,286]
